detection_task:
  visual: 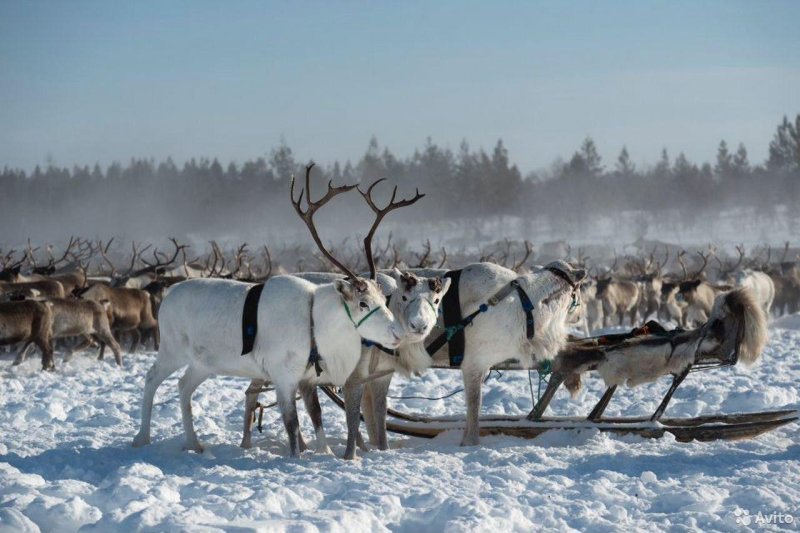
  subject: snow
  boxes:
[1,320,799,532]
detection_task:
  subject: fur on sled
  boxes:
[557,287,767,396]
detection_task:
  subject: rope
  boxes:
[387,368,503,401]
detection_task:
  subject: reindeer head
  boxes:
[511,261,586,361]
[333,277,403,348]
[0,266,21,282]
[677,279,703,304]
[594,276,613,298]
[388,268,452,342]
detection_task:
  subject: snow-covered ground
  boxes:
[1,320,799,532]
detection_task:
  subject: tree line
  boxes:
[1,114,798,243]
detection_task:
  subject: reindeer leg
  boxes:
[587,385,618,421]
[12,341,34,365]
[343,377,365,460]
[36,339,55,371]
[300,382,330,455]
[178,365,211,453]
[527,371,564,420]
[371,375,392,450]
[133,356,183,447]
[96,328,123,366]
[241,379,265,449]
[461,366,487,446]
[650,367,690,421]
[276,384,301,458]
[128,329,141,354]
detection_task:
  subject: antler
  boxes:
[657,247,670,273]
[358,177,425,279]
[693,250,711,279]
[779,241,789,263]
[46,236,78,270]
[677,250,688,280]
[609,249,619,273]
[415,239,433,268]
[262,245,273,279]
[142,238,185,275]
[513,240,534,271]
[437,246,448,269]
[291,162,361,280]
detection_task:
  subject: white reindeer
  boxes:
[359,260,586,448]
[241,269,451,458]
[132,166,413,457]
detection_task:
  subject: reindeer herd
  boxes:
[577,242,797,334]
[1,165,798,458]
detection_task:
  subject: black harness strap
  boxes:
[362,339,397,356]
[441,270,465,366]
[241,283,265,356]
[425,275,536,367]
[307,295,324,376]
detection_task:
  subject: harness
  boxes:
[426,271,538,367]
[240,281,385,376]
[241,283,265,356]
[307,293,383,377]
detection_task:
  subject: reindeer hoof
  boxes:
[183,441,204,453]
[460,436,480,447]
[317,445,333,456]
[240,438,252,450]
[132,433,150,447]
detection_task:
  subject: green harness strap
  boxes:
[342,302,381,329]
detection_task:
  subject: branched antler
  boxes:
[142,238,185,276]
[416,239,433,268]
[513,240,534,271]
[291,162,361,280]
[358,177,424,279]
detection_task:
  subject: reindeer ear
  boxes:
[435,277,452,295]
[390,267,403,283]
[333,279,355,300]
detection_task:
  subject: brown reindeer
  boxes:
[1,300,55,370]
[677,250,731,327]
[51,298,123,365]
[0,279,65,301]
[77,284,158,354]
[595,276,640,327]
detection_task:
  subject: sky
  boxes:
[1,1,799,174]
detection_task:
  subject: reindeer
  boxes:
[356,259,585,448]
[675,250,732,327]
[76,284,158,354]
[240,269,451,456]
[132,164,408,457]
[12,298,123,366]
[595,275,640,328]
[0,279,65,301]
[241,179,451,457]
[630,247,669,321]
[1,300,55,370]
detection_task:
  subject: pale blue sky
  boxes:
[1,1,798,173]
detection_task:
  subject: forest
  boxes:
[1,114,798,244]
